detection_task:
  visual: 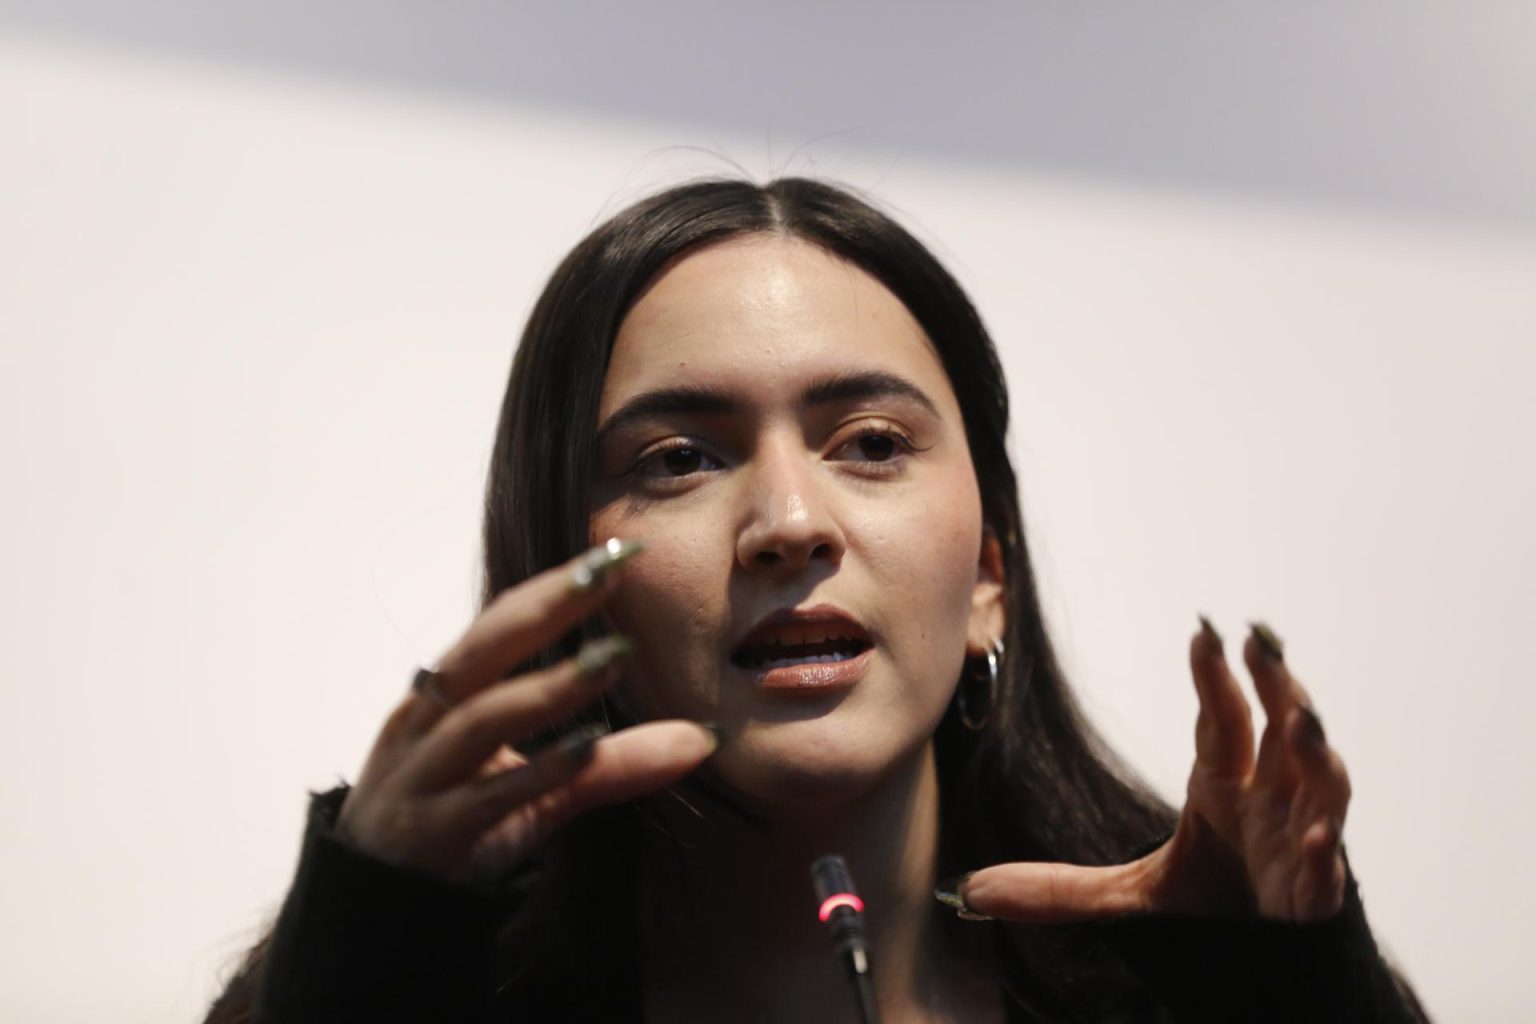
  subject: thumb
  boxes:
[457,720,718,884]
[534,719,719,831]
[957,857,1154,924]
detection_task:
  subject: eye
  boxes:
[832,423,919,470]
[853,433,900,462]
[632,442,723,480]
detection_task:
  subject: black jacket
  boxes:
[225,786,1427,1023]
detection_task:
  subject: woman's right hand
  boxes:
[334,538,717,887]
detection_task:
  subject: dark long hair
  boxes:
[205,178,1214,1021]
[480,177,1181,1019]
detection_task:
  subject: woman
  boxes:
[207,178,1428,1022]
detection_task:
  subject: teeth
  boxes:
[756,651,856,668]
[759,625,859,647]
[733,622,870,669]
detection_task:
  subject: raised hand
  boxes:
[943,619,1351,924]
[334,539,718,888]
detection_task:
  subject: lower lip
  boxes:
[735,646,873,693]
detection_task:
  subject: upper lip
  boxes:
[730,604,872,663]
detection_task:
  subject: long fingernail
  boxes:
[934,873,991,921]
[694,720,726,752]
[552,723,609,767]
[1296,704,1327,748]
[1249,621,1285,663]
[569,538,646,593]
[575,635,634,680]
[1198,613,1223,653]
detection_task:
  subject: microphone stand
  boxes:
[811,854,882,1024]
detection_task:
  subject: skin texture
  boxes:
[334,552,719,886]
[590,233,1005,811]
[962,623,1354,926]
[339,230,1354,1022]
[335,234,1014,1020]
[589,235,1010,1021]
[581,235,1354,1024]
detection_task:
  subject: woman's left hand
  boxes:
[950,620,1352,924]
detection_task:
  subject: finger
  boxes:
[446,723,611,833]
[1294,819,1347,921]
[405,636,633,790]
[960,857,1153,924]
[476,720,721,858]
[1253,720,1300,793]
[371,725,521,803]
[1189,616,1255,776]
[1285,705,1352,830]
[1243,621,1313,724]
[1278,703,1351,922]
[356,691,432,784]
[1245,623,1310,787]
[410,538,646,724]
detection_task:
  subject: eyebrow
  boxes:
[593,370,942,447]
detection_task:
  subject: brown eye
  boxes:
[857,434,898,461]
[832,425,918,473]
[660,447,704,475]
[633,443,720,480]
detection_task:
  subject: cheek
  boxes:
[864,470,982,619]
[855,469,983,700]
[610,559,695,624]
[589,517,726,716]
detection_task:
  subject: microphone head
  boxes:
[812,854,856,903]
[812,854,865,922]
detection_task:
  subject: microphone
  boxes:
[811,854,881,1024]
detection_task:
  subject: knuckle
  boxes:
[348,795,429,860]
[379,696,422,742]
[452,705,509,750]
[436,635,485,678]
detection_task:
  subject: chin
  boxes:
[707,719,929,813]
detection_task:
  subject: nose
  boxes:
[736,438,846,574]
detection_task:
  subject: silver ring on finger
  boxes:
[411,666,455,710]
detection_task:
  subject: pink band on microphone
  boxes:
[818,893,865,922]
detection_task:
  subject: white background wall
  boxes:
[3,4,1532,1021]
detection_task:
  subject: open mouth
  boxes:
[730,622,874,671]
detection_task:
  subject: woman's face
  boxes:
[590,234,1003,809]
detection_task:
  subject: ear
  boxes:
[967,529,1006,656]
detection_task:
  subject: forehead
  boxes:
[601,234,957,414]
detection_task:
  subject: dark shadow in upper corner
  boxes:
[6,0,1535,236]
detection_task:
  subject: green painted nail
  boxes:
[934,872,991,921]
[569,538,647,593]
[1250,621,1285,663]
[552,723,608,767]
[696,720,728,746]
[1198,614,1223,652]
[575,635,634,679]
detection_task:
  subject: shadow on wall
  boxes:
[5,0,1535,234]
